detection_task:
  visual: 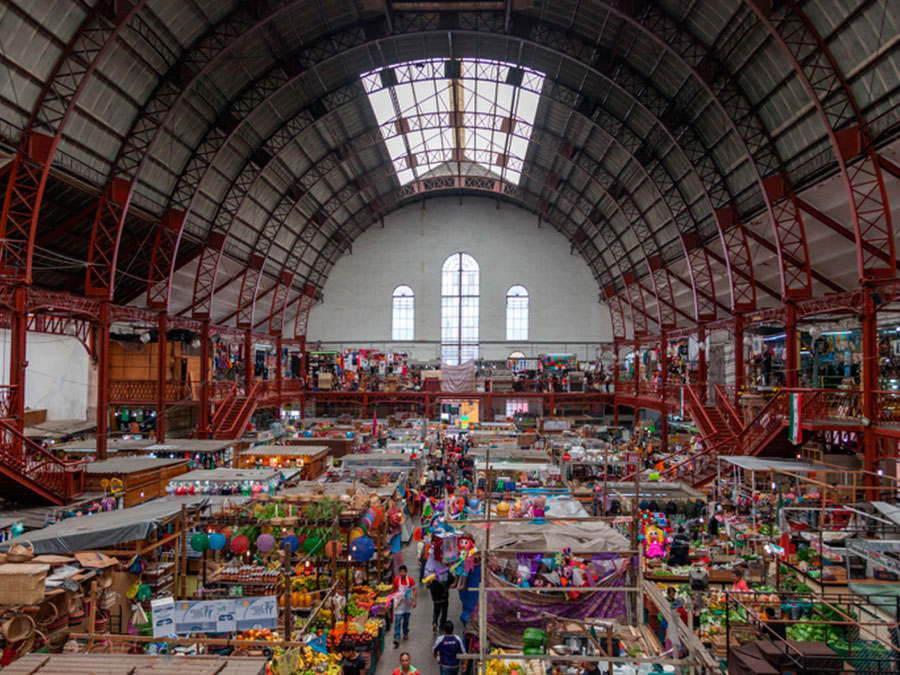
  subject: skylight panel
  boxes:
[361,58,545,186]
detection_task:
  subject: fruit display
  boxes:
[237,628,280,642]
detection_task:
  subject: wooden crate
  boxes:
[0,563,50,605]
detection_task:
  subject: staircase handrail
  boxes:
[682,383,717,438]
[224,380,262,437]
[0,418,87,499]
[662,389,789,485]
[211,381,239,428]
[714,384,743,433]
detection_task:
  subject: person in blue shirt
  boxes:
[432,620,466,675]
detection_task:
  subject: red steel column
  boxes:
[697,326,707,388]
[613,343,620,426]
[862,289,878,499]
[9,286,27,434]
[244,330,253,392]
[734,314,745,408]
[156,312,167,442]
[298,336,307,388]
[660,332,669,455]
[198,321,211,438]
[785,302,799,389]
[634,340,641,397]
[96,302,110,460]
[276,335,283,401]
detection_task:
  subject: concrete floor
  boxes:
[374,526,463,675]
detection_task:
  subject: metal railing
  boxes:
[0,385,16,419]
[108,380,192,402]
[0,418,86,500]
[714,384,743,433]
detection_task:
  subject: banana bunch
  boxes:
[484,649,512,675]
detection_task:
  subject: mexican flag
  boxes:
[789,392,802,445]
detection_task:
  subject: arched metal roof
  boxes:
[1,0,900,333]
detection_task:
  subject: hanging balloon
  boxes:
[325,540,343,559]
[295,533,307,547]
[282,535,300,553]
[350,536,375,562]
[256,533,276,553]
[349,527,364,543]
[370,506,384,528]
[230,534,249,555]
[208,532,226,551]
[221,527,232,540]
[190,532,210,553]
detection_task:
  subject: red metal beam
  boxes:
[703,246,779,303]
[235,255,265,329]
[85,177,132,298]
[146,209,186,309]
[878,155,900,181]
[624,271,649,337]
[743,224,842,294]
[267,272,294,336]
[798,198,890,265]
[604,286,627,341]
[747,1,895,282]
[0,2,145,286]
[713,206,757,312]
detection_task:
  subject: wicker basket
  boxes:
[0,564,49,605]
[6,541,34,563]
[31,600,58,627]
[2,613,35,642]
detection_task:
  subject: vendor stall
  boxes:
[166,468,288,497]
[238,445,329,479]
[84,457,188,507]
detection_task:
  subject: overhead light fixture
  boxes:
[191,338,202,349]
[139,332,151,344]
[64,321,78,336]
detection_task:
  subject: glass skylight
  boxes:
[361,58,545,186]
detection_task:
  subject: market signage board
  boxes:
[151,596,277,637]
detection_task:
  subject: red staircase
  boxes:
[0,418,86,504]
[666,389,798,487]
[212,381,261,440]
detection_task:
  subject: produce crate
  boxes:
[0,563,50,605]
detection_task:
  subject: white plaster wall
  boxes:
[0,331,90,420]
[307,197,611,361]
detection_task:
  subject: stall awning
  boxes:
[720,457,820,472]
[871,502,900,528]
[0,497,209,555]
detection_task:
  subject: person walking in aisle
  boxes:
[433,620,466,675]
[428,572,453,633]
[392,564,416,648]
[392,652,418,675]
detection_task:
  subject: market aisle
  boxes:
[374,535,463,675]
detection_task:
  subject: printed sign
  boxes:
[152,596,276,636]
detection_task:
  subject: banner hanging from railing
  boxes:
[789,392,802,445]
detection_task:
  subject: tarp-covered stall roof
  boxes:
[0,498,209,555]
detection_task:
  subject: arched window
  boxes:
[441,253,479,365]
[391,285,415,340]
[506,285,529,340]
